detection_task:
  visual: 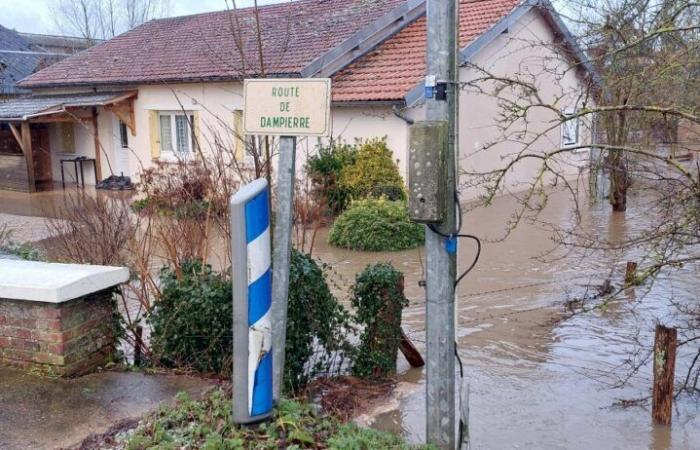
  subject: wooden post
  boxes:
[400,328,425,368]
[20,122,36,193]
[625,262,638,286]
[92,108,103,182]
[134,325,144,367]
[652,325,677,425]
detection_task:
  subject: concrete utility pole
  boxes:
[425,0,459,448]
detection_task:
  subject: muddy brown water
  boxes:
[311,191,700,450]
[2,187,699,449]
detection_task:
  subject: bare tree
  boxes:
[461,0,700,393]
[51,0,170,41]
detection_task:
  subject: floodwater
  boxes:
[2,186,700,449]
[311,189,700,450]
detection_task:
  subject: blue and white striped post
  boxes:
[230,178,273,424]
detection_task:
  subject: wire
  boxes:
[426,193,482,288]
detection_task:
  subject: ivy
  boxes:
[149,260,234,375]
[351,264,408,378]
[285,250,354,393]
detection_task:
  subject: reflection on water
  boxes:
[313,189,700,450]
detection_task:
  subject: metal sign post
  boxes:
[242,78,331,403]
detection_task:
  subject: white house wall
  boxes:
[458,8,593,200]
[41,8,592,195]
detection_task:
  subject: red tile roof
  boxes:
[332,0,522,102]
[20,0,404,88]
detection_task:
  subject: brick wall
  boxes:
[0,289,118,376]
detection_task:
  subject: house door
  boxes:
[113,119,131,178]
[32,125,53,190]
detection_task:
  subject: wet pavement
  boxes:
[0,367,214,450]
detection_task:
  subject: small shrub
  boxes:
[351,264,407,378]
[149,260,233,374]
[328,199,424,252]
[285,249,353,392]
[135,161,222,218]
[338,138,406,202]
[306,141,357,215]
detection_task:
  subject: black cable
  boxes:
[425,191,478,450]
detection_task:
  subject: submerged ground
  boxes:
[1,187,699,449]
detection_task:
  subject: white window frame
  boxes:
[561,108,581,149]
[158,111,195,161]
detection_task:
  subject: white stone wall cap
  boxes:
[0,260,129,303]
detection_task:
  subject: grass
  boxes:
[123,388,434,450]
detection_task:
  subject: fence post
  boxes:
[625,261,638,287]
[134,325,143,367]
[652,325,677,425]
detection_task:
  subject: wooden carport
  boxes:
[0,92,137,192]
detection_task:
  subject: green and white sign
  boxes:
[243,78,331,137]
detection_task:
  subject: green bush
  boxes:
[149,253,351,388]
[306,141,357,215]
[149,260,233,374]
[351,264,407,378]
[328,199,424,252]
[285,249,353,393]
[338,138,406,202]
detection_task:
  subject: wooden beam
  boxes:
[128,98,136,136]
[20,122,36,193]
[8,123,24,152]
[92,108,103,182]
[105,99,137,136]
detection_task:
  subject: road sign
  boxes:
[243,78,331,136]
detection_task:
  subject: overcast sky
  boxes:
[0,0,284,35]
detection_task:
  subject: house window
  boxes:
[159,112,195,158]
[561,109,580,148]
[59,123,76,154]
[119,121,129,148]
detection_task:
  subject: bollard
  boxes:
[230,179,274,424]
[652,325,677,425]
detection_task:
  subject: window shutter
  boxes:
[149,110,160,159]
[233,110,244,159]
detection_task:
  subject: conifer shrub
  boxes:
[328,199,424,251]
[338,138,406,202]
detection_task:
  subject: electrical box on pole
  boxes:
[408,121,449,223]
